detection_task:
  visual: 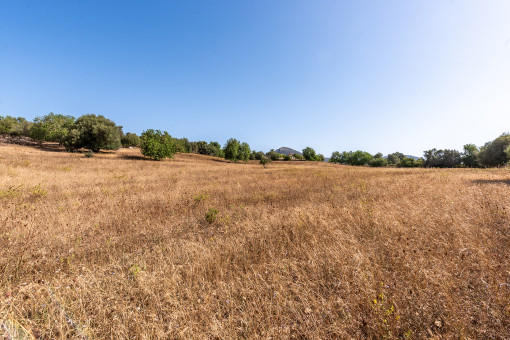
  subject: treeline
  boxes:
[329,134,510,168]
[2,113,509,167]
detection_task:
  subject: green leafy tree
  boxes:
[329,151,344,164]
[0,116,32,136]
[302,147,317,161]
[238,142,251,162]
[140,129,176,160]
[224,138,241,162]
[259,156,271,168]
[252,151,265,160]
[29,113,76,145]
[387,152,404,165]
[461,144,479,167]
[398,157,417,167]
[266,149,282,161]
[369,153,388,167]
[423,149,461,168]
[64,114,121,152]
[283,154,291,161]
[293,153,304,160]
[478,133,510,166]
[316,154,325,162]
[121,132,141,147]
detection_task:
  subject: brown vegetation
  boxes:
[1,144,509,339]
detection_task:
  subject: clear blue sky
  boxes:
[1,1,509,157]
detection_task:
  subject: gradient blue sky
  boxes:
[1,1,509,156]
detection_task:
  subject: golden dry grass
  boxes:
[1,143,509,339]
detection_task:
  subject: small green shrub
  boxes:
[84,151,94,158]
[194,193,209,203]
[205,208,218,224]
[140,129,176,161]
[30,184,47,199]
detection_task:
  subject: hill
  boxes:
[275,146,301,155]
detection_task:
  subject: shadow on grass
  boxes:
[472,179,510,186]
[118,154,153,161]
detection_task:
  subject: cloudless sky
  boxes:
[1,0,510,156]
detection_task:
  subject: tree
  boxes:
[461,144,479,167]
[266,149,282,161]
[423,149,461,168]
[329,151,344,164]
[316,154,325,162]
[369,153,388,167]
[253,151,265,160]
[238,142,251,162]
[259,156,271,168]
[283,154,291,161]
[302,147,317,161]
[293,153,304,160]
[0,116,32,136]
[121,132,141,147]
[398,157,418,167]
[65,114,121,152]
[348,150,373,166]
[387,152,404,165]
[224,138,241,162]
[478,133,510,166]
[140,129,176,160]
[29,113,75,146]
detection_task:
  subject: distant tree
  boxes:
[478,133,510,166]
[387,152,404,165]
[398,157,418,168]
[348,150,373,166]
[224,138,241,162]
[65,114,121,152]
[461,144,479,167]
[259,156,271,168]
[369,153,388,167]
[283,154,292,161]
[29,113,75,145]
[293,153,304,160]
[121,132,141,147]
[316,154,325,162]
[329,151,344,164]
[252,151,265,161]
[302,147,317,161]
[266,149,282,161]
[173,138,191,153]
[0,116,32,136]
[238,142,251,162]
[423,149,461,168]
[140,129,176,160]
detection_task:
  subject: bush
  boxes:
[293,154,304,160]
[140,129,176,161]
[205,208,218,224]
[283,155,291,161]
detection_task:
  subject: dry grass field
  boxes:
[1,143,509,339]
